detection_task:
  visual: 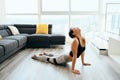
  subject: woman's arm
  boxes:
[81,52,91,66]
[81,37,91,65]
[81,51,85,64]
[71,38,80,74]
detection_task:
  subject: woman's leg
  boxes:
[32,54,68,65]
[32,54,56,64]
[47,54,68,65]
[32,55,48,62]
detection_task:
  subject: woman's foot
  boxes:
[72,69,80,74]
[31,55,37,60]
[39,52,46,56]
[39,52,53,57]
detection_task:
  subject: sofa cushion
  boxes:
[0,39,18,54]
[4,36,27,47]
[27,34,50,47]
[36,24,48,34]
[0,46,4,57]
[28,34,50,42]
[16,34,29,37]
[14,24,36,34]
[0,30,9,37]
[0,25,12,37]
[8,26,20,35]
[50,34,65,45]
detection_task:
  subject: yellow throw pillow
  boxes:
[0,35,2,40]
[36,24,48,34]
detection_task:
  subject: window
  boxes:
[105,3,120,34]
[41,0,99,36]
[71,0,98,11]
[102,0,120,13]
[5,0,38,24]
[5,0,37,13]
[71,15,98,33]
[42,0,69,11]
[41,15,69,35]
[5,0,99,34]
[106,15,120,34]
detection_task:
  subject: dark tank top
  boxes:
[69,38,85,58]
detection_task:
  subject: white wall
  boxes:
[0,0,6,24]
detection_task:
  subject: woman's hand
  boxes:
[72,69,80,74]
[83,63,91,66]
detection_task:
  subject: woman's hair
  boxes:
[69,28,75,38]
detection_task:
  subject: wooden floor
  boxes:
[0,42,120,80]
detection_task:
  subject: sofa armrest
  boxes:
[48,24,52,34]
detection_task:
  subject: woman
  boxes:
[32,27,91,74]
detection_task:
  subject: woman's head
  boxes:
[69,27,81,38]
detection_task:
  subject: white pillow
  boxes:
[8,26,20,35]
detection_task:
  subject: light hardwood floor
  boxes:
[0,43,120,80]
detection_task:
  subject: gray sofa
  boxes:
[0,24,65,63]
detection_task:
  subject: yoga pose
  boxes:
[32,27,91,74]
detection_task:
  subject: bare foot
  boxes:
[39,52,46,56]
[31,55,37,60]
[72,69,80,74]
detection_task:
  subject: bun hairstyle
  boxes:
[69,28,75,38]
